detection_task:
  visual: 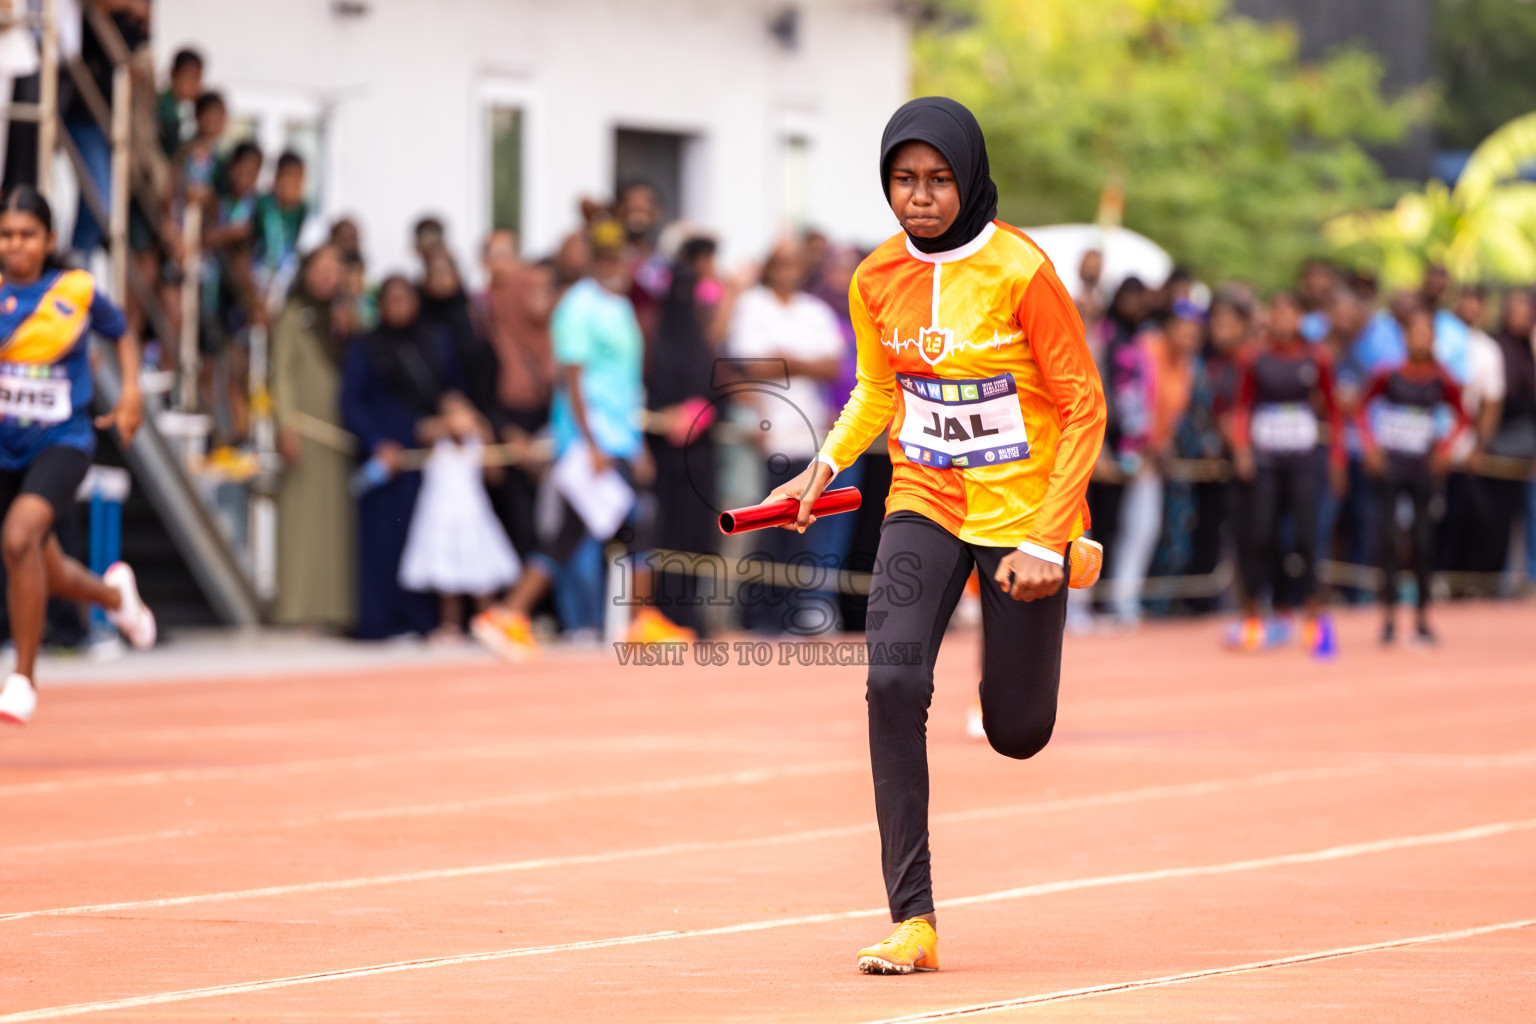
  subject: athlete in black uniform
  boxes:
[1357,305,1468,644]
[1230,292,1344,655]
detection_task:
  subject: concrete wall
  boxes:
[155,0,911,278]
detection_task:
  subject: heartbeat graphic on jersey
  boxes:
[881,327,1021,362]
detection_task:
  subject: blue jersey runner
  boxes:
[0,267,126,469]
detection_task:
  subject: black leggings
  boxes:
[1239,453,1319,608]
[1375,464,1434,611]
[865,510,1068,921]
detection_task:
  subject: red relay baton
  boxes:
[718,487,862,535]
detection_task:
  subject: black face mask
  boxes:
[879,96,999,255]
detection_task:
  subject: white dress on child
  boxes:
[398,438,521,595]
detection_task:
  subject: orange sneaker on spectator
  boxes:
[625,607,695,645]
[1224,616,1265,652]
[471,607,537,662]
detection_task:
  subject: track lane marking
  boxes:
[11,745,1536,859]
[857,918,1536,1022]
[13,656,1532,795]
[2,825,1533,1021]
[0,733,831,798]
[0,759,865,856]
[0,792,1530,931]
[0,762,1426,918]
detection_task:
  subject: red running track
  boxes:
[2,602,1534,1022]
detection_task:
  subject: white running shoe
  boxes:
[965,698,986,741]
[104,562,156,650]
[0,673,36,725]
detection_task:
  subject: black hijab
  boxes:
[364,278,445,417]
[879,96,998,255]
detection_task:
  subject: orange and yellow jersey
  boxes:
[817,221,1106,559]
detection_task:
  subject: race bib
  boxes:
[0,364,71,424]
[1376,403,1434,456]
[1251,403,1317,453]
[895,372,1030,469]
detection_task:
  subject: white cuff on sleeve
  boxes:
[812,453,840,481]
[1016,540,1065,565]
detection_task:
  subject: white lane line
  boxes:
[0,733,824,798]
[3,745,1521,876]
[857,917,1536,1023]
[0,746,1396,857]
[937,818,1536,908]
[0,776,1527,933]
[1064,745,1536,769]
[18,742,1536,858]
[0,759,866,856]
[0,929,691,1022]
[0,762,1416,918]
[2,833,1534,1023]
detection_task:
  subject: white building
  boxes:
[155,0,912,277]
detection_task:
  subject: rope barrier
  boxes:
[629,550,1527,602]
[280,407,1532,602]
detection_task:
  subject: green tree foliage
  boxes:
[1435,0,1536,151]
[1328,111,1536,287]
[914,0,1423,289]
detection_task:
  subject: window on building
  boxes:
[489,105,523,235]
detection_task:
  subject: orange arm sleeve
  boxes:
[1018,264,1107,555]
[818,271,896,471]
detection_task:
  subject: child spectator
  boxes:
[333,251,377,338]
[157,48,203,159]
[178,91,226,211]
[200,140,263,441]
[254,151,310,307]
[1358,305,1470,644]
[399,393,522,641]
[329,216,363,262]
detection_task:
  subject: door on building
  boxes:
[614,128,689,224]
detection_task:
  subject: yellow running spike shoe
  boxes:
[857,917,939,974]
[1068,536,1103,590]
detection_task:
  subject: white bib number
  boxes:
[1376,404,1434,456]
[0,366,71,424]
[1251,403,1317,453]
[896,372,1031,469]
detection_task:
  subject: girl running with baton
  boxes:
[766,98,1107,974]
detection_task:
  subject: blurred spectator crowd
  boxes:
[1072,252,1536,630]
[18,37,1536,641]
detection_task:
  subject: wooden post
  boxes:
[35,0,57,196]
[179,203,202,411]
[109,64,131,302]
